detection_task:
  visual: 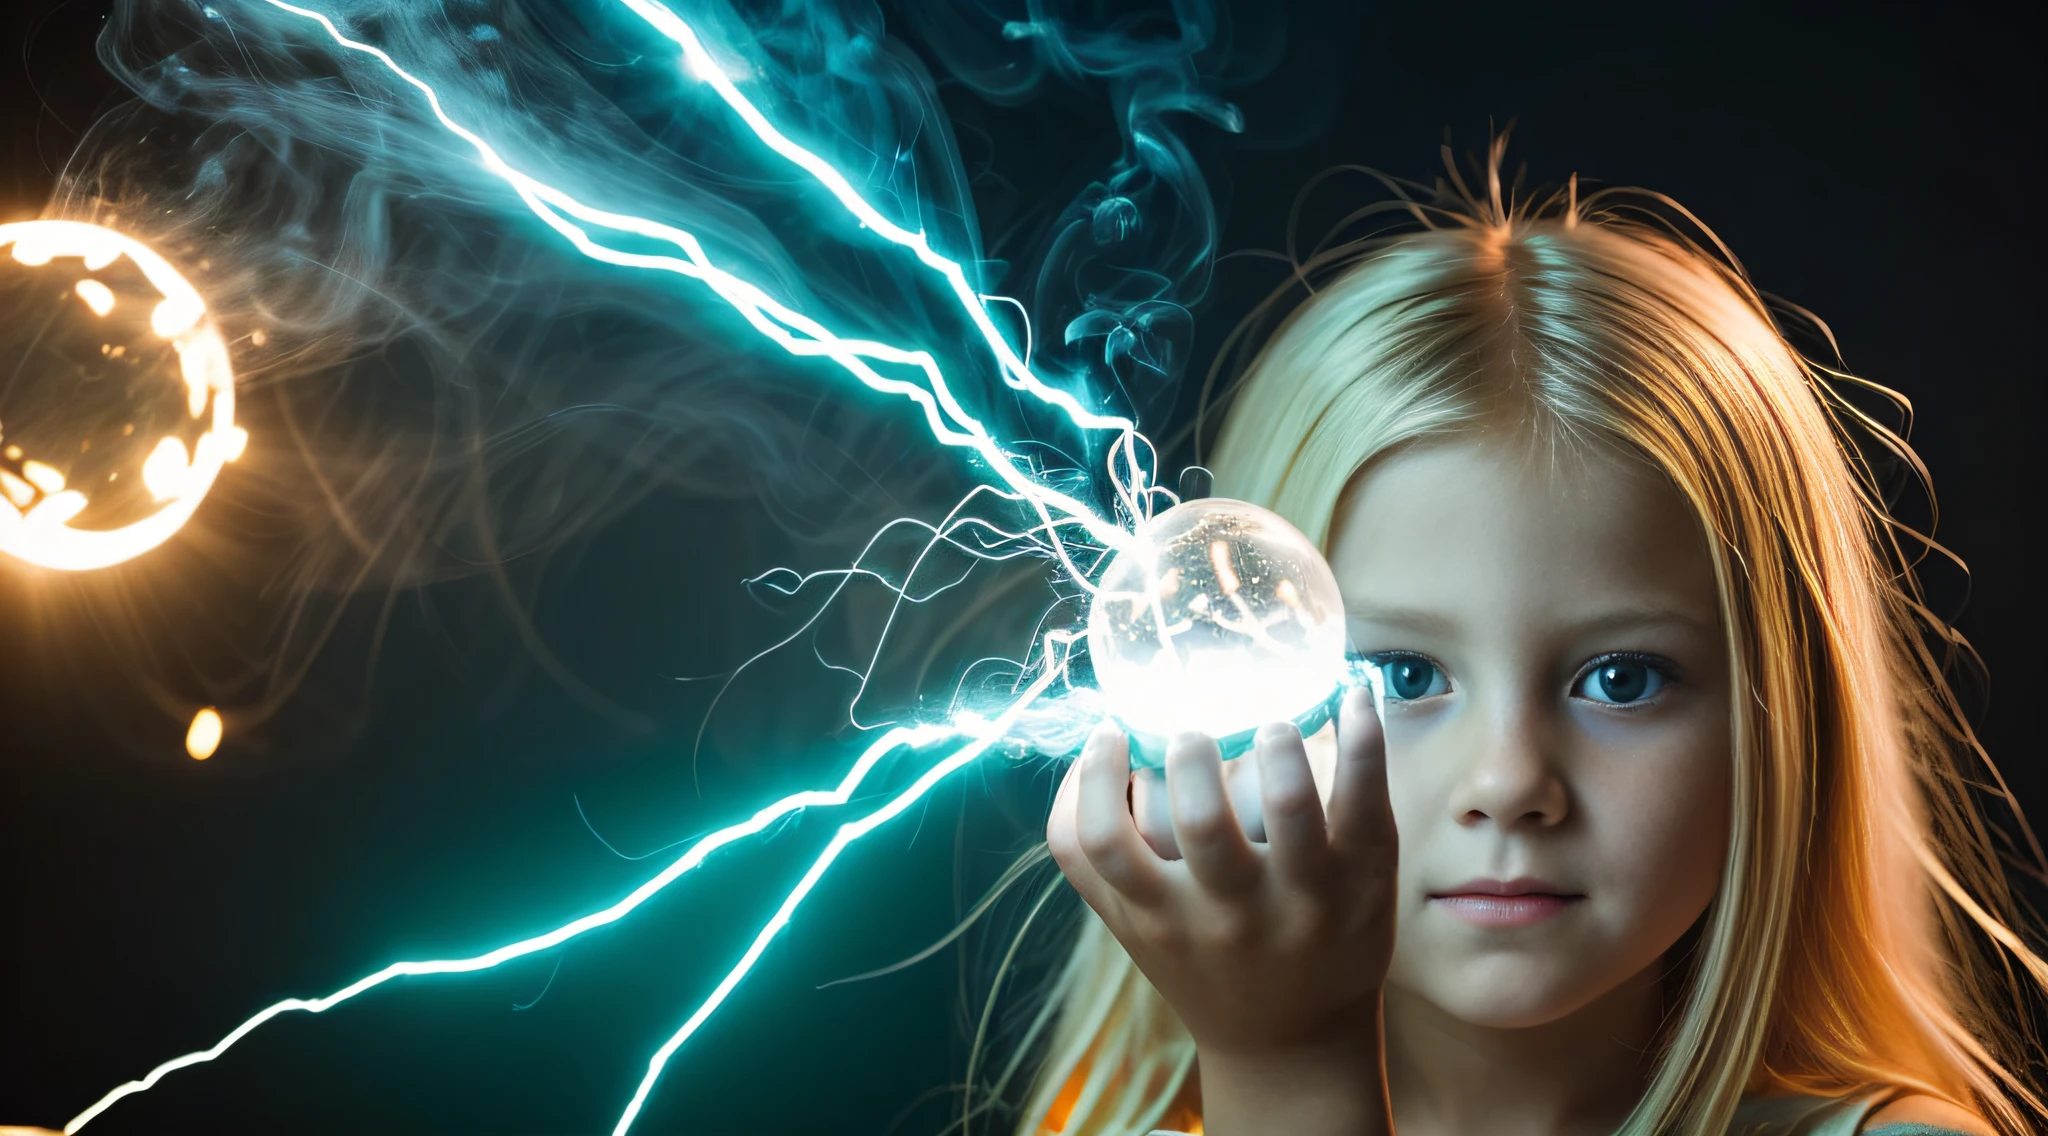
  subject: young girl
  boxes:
[1028,158,2046,1136]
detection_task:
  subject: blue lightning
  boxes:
[608,634,1077,1134]
[729,483,1095,730]
[238,0,1139,582]
[66,1,1153,1131]
[609,0,1176,530]
[608,0,1138,448]
[66,720,959,1132]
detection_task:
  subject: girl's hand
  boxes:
[1127,716,1338,858]
[1046,687,1397,1111]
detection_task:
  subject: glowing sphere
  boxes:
[1086,497,1348,763]
[0,220,243,571]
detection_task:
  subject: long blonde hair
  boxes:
[1000,151,2048,1136]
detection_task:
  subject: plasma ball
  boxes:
[1086,498,1347,762]
[0,220,243,571]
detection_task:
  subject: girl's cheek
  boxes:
[1588,727,1732,930]
[1381,713,1450,800]
[1381,725,1448,879]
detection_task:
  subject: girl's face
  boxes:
[1325,436,1731,1029]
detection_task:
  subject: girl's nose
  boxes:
[1446,693,1570,830]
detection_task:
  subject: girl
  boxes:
[1027,155,2047,1136]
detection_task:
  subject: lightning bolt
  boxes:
[609,0,1172,532]
[68,1,1149,1130]
[608,635,1075,1135]
[607,0,1138,446]
[239,0,1138,581]
[66,720,960,1132]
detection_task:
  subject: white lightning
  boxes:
[610,1,1131,434]
[64,721,963,1133]
[66,0,1153,1127]
[609,633,1075,1134]
[246,0,1133,582]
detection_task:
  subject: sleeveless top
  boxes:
[1729,1090,1970,1136]
[1133,1090,1973,1135]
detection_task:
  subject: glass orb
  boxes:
[1085,497,1347,760]
[0,220,242,571]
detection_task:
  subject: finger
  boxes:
[1224,753,1267,843]
[1165,731,1261,893]
[1131,767,1182,860]
[1047,752,1098,878]
[1327,685,1394,857]
[1047,756,1131,918]
[1046,754,1083,868]
[1076,721,1166,902]
[1255,721,1329,880]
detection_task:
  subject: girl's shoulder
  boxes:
[1860,1094,1995,1136]
[1732,1091,1991,1136]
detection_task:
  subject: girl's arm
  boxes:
[1194,1025,1391,1136]
[1046,688,1396,1136]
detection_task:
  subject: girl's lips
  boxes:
[1430,893,1581,928]
[1428,879,1583,928]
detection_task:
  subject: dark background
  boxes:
[3,1,2041,1133]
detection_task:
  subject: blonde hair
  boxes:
[1000,151,2048,1136]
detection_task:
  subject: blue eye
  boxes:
[1573,656,1672,705]
[1373,654,1450,701]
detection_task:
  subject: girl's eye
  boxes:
[1374,655,1450,701]
[1573,656,1672,705]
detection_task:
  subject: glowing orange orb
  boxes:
[0,220,243,571]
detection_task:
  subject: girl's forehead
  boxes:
[1328,437,1719,627]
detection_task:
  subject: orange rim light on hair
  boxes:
[0,220,242,571]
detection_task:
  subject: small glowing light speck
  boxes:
[74,279,115,317]
[185,708,223,760]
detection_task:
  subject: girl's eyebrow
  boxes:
[1563,606,1718,636]
[1344,603,1460,637]
[1344,604,1714,637]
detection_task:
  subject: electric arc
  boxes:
[56,3,1340,1134]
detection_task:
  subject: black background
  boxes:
[3,1,2041,1133]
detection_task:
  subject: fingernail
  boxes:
[1168,731,1209,761]
[1257,721,1301,744]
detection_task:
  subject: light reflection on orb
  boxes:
[0,220,243,571]
[1085,497,1348,763]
